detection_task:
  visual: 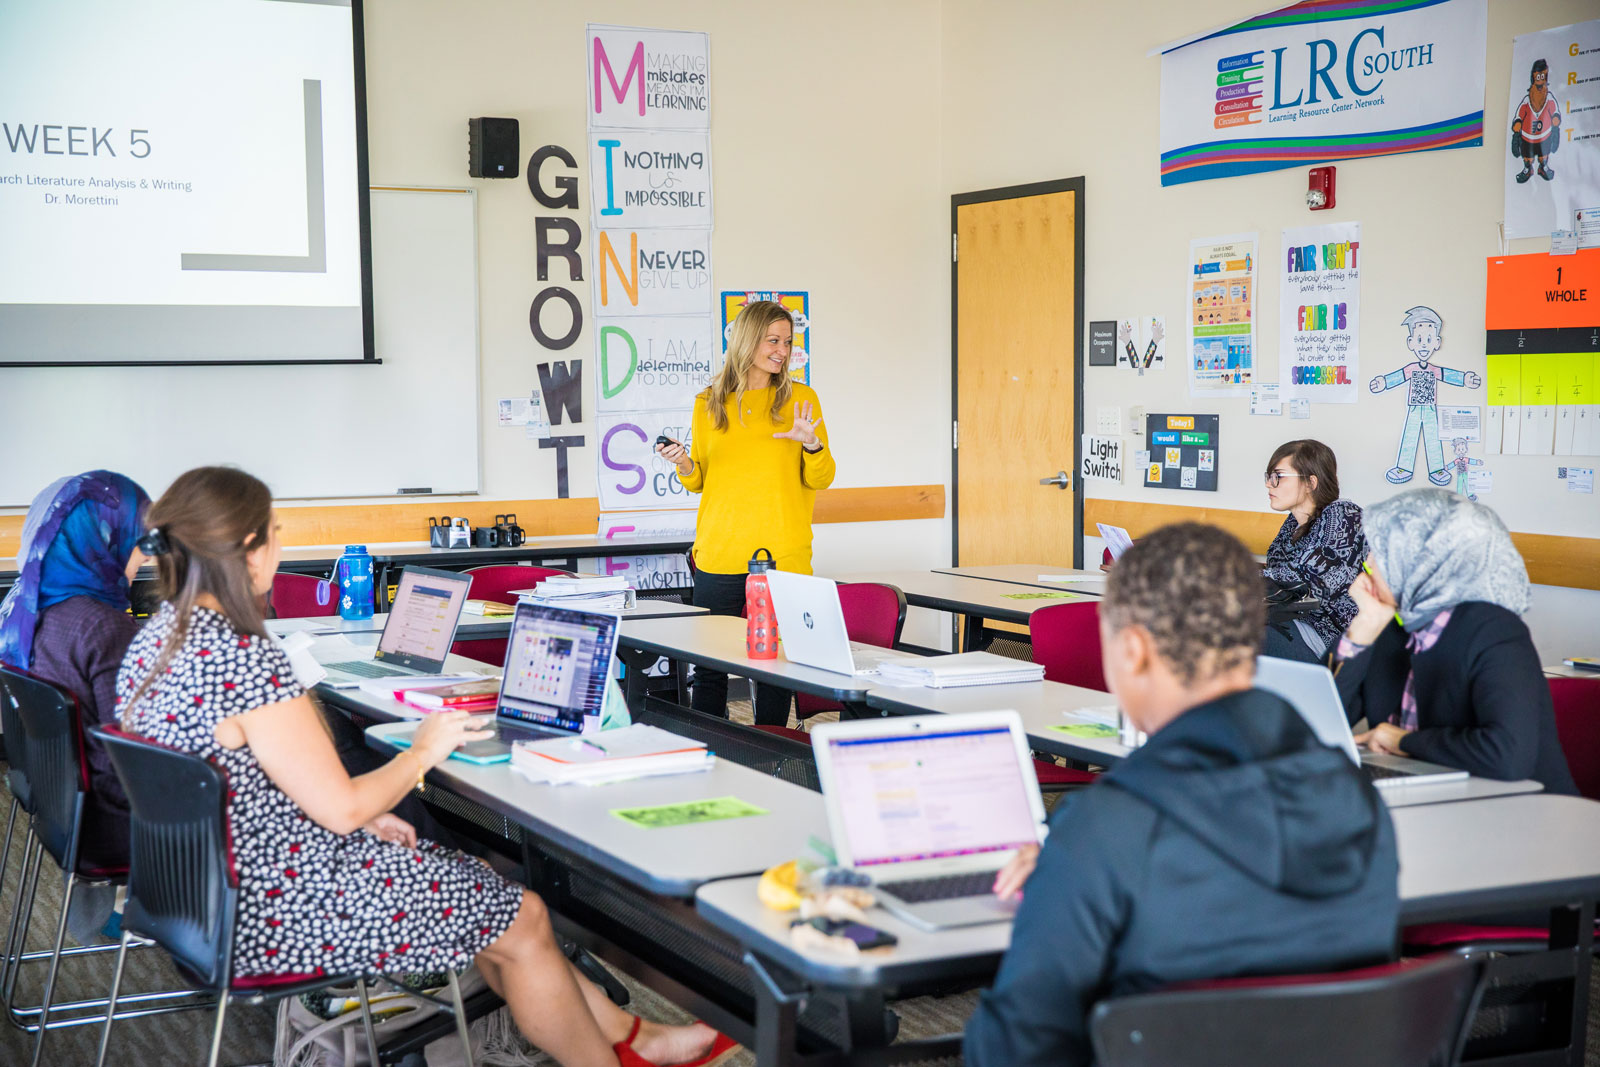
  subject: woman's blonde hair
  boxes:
[700,301,794,432]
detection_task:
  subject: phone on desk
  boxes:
[791,917,898,950]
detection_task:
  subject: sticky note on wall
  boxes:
[1484,353,1520,455]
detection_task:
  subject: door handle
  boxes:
[1039,470,1071,490]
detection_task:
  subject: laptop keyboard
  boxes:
[1363,764,1412,781]
[324,660,407,679]
[876,871,995,904]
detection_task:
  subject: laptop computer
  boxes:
[810,712,1047,931]
[764,570,900,676]
[388,601,621,763]
[1252,655,1469,788]
[320,566,473,687]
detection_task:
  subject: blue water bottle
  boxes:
[333,545,375,620]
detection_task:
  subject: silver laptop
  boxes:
[764,570,899,676]
[320,566,472,687]
[810,712,1047,931]
[1253,656,1469,788]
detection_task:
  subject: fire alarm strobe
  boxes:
[1307,166,1336,210]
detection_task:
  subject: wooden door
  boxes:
[953,180,1084,568]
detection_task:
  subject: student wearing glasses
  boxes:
[1260,440,1364,663]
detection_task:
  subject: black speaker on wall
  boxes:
[468,117,519,178]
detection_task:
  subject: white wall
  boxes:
[942,0,1599,661]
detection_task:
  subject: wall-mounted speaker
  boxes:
[468,117,519,178]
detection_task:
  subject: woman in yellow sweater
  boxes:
[655,301,836,725]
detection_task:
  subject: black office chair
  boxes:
[1089,953,1485,1067]
[0,664,206,1065]
[90,722,396,1067]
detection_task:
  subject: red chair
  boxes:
[1551,677,1600,801]
[1090,954,1484,1067]
[1400,676,1600,954]
[752,582,906,744]
[1030,601,1107,692]
[269,573,337,618]
[449,564,570,667]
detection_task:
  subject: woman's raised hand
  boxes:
[773,401,821,449]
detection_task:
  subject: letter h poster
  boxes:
[1280,221,1361,403]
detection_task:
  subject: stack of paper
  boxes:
[355,673,491,700]
[521,574,637,611]
[875,652,1045,689]
[510,724,712,786]
[463,599,515,617]
[404,678,502,712]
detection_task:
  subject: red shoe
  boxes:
[613,1016,741,1067]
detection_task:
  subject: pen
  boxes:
[1361,560,1404,627]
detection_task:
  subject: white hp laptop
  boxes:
[764,571,900,676]
[320,566,473,687]
[1253,656,1468,789]
[810,712,1047,931]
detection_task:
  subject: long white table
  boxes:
[830,569,1098,651]
[698,793,1600,1065]
[270,598,707,642]
[863,680,1543,809]
[932,563,1108,594]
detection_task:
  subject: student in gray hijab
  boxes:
[1332,489,1575,793]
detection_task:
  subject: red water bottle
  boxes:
[745,548,779,659]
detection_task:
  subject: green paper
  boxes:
[611,796,768,829]
[1001,591,1085,601]
[1049,723,1119,739]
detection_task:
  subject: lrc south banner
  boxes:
[1158,0,1487,187]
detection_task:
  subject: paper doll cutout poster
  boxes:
[1369,307,1481,485]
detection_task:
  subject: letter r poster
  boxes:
[1157,0,1486,186]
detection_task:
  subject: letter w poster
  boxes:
[1158,0,1486,186]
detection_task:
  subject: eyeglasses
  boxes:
[1264,472,1306,488]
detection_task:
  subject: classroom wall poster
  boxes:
[1503,19,1600,240]
[1188,233,1257,398]
[1280,220,1361,404]
[1144,414,1220,491]
[587,24,715,513]
[1157,0,1486,187]
[1081,435,1124,483]
[586,509,697,589]
[595,316,719,414]
[720,290,810,384]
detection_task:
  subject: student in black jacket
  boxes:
[1334,489,1576,794]
[964,523,1399,1067]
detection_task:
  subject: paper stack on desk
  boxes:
[510,724,712,785]
[875,652,1045,689]
[519,574,637,611]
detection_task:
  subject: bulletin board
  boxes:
[1144,413,1220,491]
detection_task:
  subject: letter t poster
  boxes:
[1280,221,1361,404]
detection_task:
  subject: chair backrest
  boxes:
[1550,677,1600,801]
[464,564,571,606]
[0,664,86,869]
[1029,600,1107,691]
[92,724,237,992]
[0,662,33,809]
[1090,954,1484,1067]
[270,572,338,618]
[837,582,907,648]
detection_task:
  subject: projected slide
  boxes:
[0,0,370,364]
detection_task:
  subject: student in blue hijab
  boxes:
[0,471,151,870]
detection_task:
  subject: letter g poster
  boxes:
[1157,0,1486,186]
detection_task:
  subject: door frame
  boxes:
[950,176,1087,570]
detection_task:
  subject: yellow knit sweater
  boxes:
[680,383,836,574]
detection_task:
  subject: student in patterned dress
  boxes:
[117,467,729,1067]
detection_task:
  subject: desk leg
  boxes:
[840,700,870,722]
[1553,899,1595,1067]
[617,647,654,713]
[961,614,988,652]
[744,953,806,1067]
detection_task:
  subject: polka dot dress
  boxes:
[116,604,522,979]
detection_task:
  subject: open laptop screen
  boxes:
[496,603,619,733]
[374,567,472,670]
[823,726,1039,867]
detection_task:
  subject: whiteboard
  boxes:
[0,186,481,505]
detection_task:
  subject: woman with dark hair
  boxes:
[1260,440,1364,663]
[118,467,729,1066]
[0,471,151,872]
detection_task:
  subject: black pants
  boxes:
[691,568,793,727]
[1261,620,1326,664]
